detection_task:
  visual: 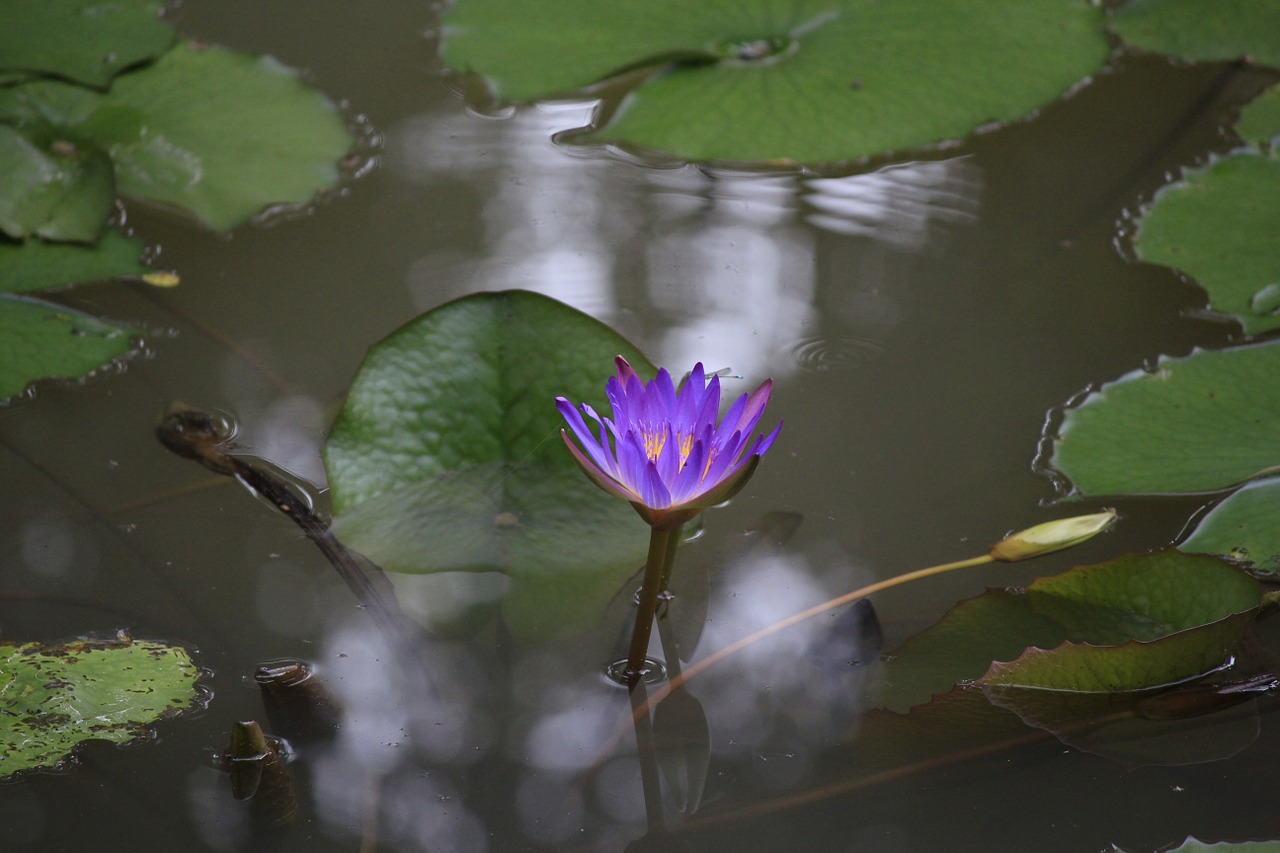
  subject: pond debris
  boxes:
[220,720,297,827]
[255,660,342,744]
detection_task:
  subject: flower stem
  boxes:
[637,553,994,710]
[625,524,681,682]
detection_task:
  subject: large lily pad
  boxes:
[0,294,142,401]
[0,230,148,294]
[323,291,657,640]
[1047,342,1280,496]
[1133,151,1280,336]
[0,41,353,232]
[1110,0,1280,68]
[0,0,176,89]
[1181,477,1280,577]
[441,0,1110,164]
[0,633,202,779]
[878,551,1261,713]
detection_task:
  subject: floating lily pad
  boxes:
[0,0,176,89]
[1133,151,1280,335]
[441,0,1110,164]
[323,290,657,640]
[0,124,114,242]
[0,41,353,232]
[1110,0,1280,68]
[1181,477,1280,576]
[1237,84,1280,148]
[878,551,1260,712]
[1048,342,1280,496]
[0,230,148,294]
[0,294,142,401]
[0,633,202,779]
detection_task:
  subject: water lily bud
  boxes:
[989,509,1118,562]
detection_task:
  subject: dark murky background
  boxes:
[2,2,1278,850]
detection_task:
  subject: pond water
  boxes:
[3,2,1279,851]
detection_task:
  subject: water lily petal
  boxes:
[560,432,639,503]
[555,398,616,475]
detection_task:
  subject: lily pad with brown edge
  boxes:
[0,0,176,90]
[1046,341,1280,496]
[1181,477,1280,577]
[440,0,1110,164]
[0,633,204,779]
[0,41,353,232]
[322,290,659,641]
[0,294,143,402]
[1110,0,1280,68]
[1132,151,1280,336]
[877,550,1262,713]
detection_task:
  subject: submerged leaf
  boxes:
[441,0,1110,164]
[323,291,657,640]
[1048,342,1280,496]
[0,634,203,779]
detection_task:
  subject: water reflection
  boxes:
[388,104,980,387]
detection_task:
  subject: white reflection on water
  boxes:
[804,158,982,249]
[387,106,973,388]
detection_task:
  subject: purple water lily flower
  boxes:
[556,357,782,529]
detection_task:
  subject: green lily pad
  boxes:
[0,124,114,242]
[1181,477,1280,576]
[1110,0,1280,68]
[0,41,353,232]
[1048,342,1280,496]
[323,290,657,640]
[0,0,176,89]
[1237,84,1280,148]
[0,293,142,401]
[0,633,202,779]
[0,230,148,294]
[1133,151,1280,336]
[878,551,1261,712]
[441,0,1110,164]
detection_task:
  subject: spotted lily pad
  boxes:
[1110,0,1280,68]
[441,0,1110,164]
[323,291,657,640]
[0,633,203,779]
[0,0,176,89]
[1047,342,1280,496]
[0,41,353,232]
[1133,150,1280,336]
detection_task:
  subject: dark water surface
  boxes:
[2,2,1278,851]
